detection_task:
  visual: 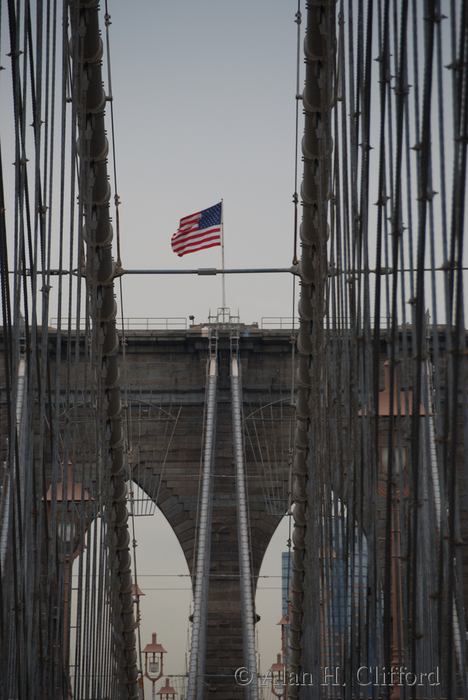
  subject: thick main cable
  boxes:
[69,2,139,696]
[230,331,259,700]
[187,338,217,700]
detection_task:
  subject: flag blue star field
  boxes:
[171,202,222,257]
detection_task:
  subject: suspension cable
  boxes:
[186,331,217,700]
[292,1,302,266]
[230,324,259,700]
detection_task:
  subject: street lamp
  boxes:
[377,361,425,700]
[131,584,146,696]
[143,633,167,700]
[45,462,91,691]
[379,438,407,476]
[156,678,177,699]
[267,609,291,699]
[46,462,91,562]
[270,653,287,698]
[277,611,290,665]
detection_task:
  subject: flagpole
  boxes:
[221,199,226,309]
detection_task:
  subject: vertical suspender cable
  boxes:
[187,339,217,700]
[230,332,259,700]
[426,361,464,672]
[0,357,25,570]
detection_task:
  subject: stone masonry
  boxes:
[123,325,296,698]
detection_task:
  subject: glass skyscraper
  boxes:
[281,551,293,615]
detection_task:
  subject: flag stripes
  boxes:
[171,203,222,257]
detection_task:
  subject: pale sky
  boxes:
[105,0,302,326]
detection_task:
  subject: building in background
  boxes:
[281,551,293,616]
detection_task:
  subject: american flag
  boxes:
[171,202,222,257]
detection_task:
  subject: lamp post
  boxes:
[132,584,146,699]
[46,462,90,558]
[45,462,91,690]
[377,362,425,700]
[277,611,290,664]
[156,677,177,699]
[142,633,167,700]
[267,609,291,699]
[270,653,287,698]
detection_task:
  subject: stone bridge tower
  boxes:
[122,324,296,697]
